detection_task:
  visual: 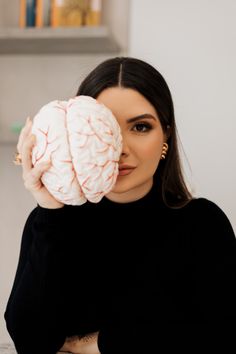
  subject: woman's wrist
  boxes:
[60,332,100,354]
[37,202,64,209]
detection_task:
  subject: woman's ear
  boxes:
[165,125,171,141]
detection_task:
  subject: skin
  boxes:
[17,117,64,209]
[58,332,100,353]
[17,87,167,353]
[97,87,166,203]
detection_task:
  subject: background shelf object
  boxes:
[0,26,120,54]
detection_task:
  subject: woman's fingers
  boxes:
[17,119,64,209]
[16,117,32,153]
[17,118,64,209]
[23,161,51,192]
[21,134,36,176]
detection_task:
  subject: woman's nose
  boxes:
[121,135,130,156]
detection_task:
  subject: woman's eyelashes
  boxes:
[131,121,153,133]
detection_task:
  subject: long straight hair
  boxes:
[77,57,192,208]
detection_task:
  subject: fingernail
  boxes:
[30,136,36,146]
[43,162,51,168]
[26,117,31,124]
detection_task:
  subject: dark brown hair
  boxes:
[77,57,192,208]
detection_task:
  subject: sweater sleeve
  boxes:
[4,206,69,354]
[191,199,236,321]
[97,199,236,354]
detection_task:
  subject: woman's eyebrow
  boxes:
[126,113,157,123]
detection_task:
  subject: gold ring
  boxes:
[13,152,22,165]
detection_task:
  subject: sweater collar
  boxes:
[96,180,165,209]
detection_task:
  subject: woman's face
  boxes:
[96,87,166,203]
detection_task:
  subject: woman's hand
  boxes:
[59,332,100,354]
[17,117,64,209]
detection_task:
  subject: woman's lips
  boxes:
[118,167,135,176]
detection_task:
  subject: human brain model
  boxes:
[31,96,122,205]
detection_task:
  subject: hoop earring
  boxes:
[161,142,169,160]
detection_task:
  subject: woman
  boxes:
[5,57,236,354]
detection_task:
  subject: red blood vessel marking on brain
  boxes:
[31,96,123,205]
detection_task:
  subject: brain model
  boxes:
[31,96,122,205]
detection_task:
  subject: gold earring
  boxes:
[161,143,168,160]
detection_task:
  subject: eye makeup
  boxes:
[126,113,157,123]
[131,121,153,133]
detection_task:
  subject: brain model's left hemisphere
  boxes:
[31,96,122,205]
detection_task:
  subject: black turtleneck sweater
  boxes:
[4,183,236,354]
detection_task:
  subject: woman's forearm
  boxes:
[60,332,100,354]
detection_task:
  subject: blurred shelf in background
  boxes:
[0,26,120,55]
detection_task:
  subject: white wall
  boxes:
[129,0,236,231]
